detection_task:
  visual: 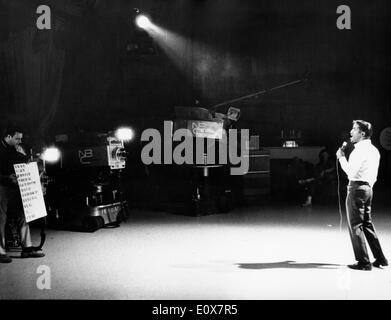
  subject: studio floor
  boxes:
[1,195,391,300]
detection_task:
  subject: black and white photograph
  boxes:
[0,0,391,309]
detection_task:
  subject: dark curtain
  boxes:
[0,2,65,147]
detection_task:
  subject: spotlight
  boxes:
[115,127,134,141]
[41,147,61,163]
[135,14,152,30]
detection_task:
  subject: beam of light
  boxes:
[135,14,153,30]
[142,23,240,101]
[115,127,134,141]
[41,147,61,163]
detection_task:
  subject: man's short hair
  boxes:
[2,125,23,138]
[353,120,373,138]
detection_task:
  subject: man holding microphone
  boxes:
[336,120,388,270]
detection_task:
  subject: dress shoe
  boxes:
[348,262,372,270]
[372,258,388,268]
[0,254,12,263]
[21,247,45,258]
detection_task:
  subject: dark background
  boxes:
[0,0,390,183]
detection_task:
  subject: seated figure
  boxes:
[298,148,336,207]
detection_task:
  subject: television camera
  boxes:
[45,131,130,232]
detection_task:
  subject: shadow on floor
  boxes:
[236,260,343,269]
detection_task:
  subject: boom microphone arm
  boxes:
[210,76,308,111]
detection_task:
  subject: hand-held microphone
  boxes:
[340,141,348,151]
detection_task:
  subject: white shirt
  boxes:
[339,139,380,187]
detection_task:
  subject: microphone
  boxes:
[340,141,348,151]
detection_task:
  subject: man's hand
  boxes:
[16,145,27,156]
[336,148,345,159]
[9,173,18,184]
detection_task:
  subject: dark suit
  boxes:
[0,139,32,254]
